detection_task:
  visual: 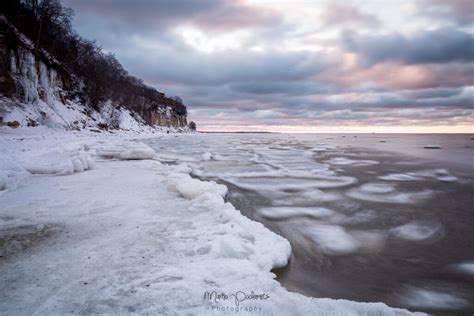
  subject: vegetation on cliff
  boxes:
[0,0,187,127]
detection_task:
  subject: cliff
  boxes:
[0,13,188,131]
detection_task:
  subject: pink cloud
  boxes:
[320,3,379,27]
[321,61,474,90]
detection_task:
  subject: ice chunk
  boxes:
[379,173,421,181]
[400,287,468,309]
[202,152,213,160]
[412,169,458,182]
[348,183,432,204]
[324,157,379,166]
[22,148,94,175]
[257,207,334,220]
[301,225,360,255]
[390,222,441,241]
[118,147,155,160]
[0,153,28,191]
[167,173,227,199]
[97,143,155,160]
[211,235,254,259]
[360,183,396,194]
[225,175,357,191]
[453,261,474,276]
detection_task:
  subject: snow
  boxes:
[167,172,228,199]
[202,152,214,160]
[0,127,423,315]
[97,143,156,160]
[23,147,94,175]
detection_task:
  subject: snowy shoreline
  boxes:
[0,127,423,315]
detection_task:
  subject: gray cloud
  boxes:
[343,28,474,65]
[62,0,282,32]
[60,0,474,129]
[421,0,474,26]
[121,48,330,86]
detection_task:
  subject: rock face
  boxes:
[149,105,187,128]
[0,14,187,129]
[0,15,71,104]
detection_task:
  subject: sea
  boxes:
[146,133,474,315]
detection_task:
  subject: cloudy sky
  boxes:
[62,0,473,132]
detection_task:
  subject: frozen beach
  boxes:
[1,129,472,315]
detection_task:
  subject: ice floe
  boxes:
[380,169,458,182]
[324,157,379,167]
[415,169,458,182]
[347,183,432,204]
[301,225,360,255]
[257,206,334,220]
[400,287,469,309]
[390,222,442,242]
[167,172,228,199]
[202,152,214,160]
[379,173,422,181]
[23,147,94,175]
[453,261,474,276]
[97,143,156,160]
[225,175,357,191]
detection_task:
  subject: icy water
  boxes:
[146,133,474,315]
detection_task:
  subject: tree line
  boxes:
[0,0,186,120]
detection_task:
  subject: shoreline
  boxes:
[0,127,424,315]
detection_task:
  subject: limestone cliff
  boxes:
[0,14,188,130]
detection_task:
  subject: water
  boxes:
[146,133,474,315]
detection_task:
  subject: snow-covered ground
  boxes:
[0,127,422,315]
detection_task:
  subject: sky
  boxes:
[61,0,474,133]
